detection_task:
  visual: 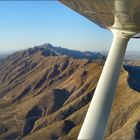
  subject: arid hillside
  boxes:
[0,44,140,140]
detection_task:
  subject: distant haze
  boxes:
[100,51,140,60]
[0,44,140,60]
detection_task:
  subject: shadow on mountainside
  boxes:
[22,106,43,136]
[134,122,140,140]
[124,65,140,92]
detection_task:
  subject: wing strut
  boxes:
[78,30,130,139]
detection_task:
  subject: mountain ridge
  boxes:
[9,43,103,60]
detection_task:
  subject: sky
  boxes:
[0,0,140,53]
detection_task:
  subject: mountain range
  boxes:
[0,43,140,140]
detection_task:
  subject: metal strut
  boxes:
[78,30,130,140]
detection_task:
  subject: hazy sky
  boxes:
[0,1,140,52]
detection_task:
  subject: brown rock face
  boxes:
[0,46,140,140]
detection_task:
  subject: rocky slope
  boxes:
[0,44,140,140]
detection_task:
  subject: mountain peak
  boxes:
[33,43,104,60]
[35,43,54,49]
